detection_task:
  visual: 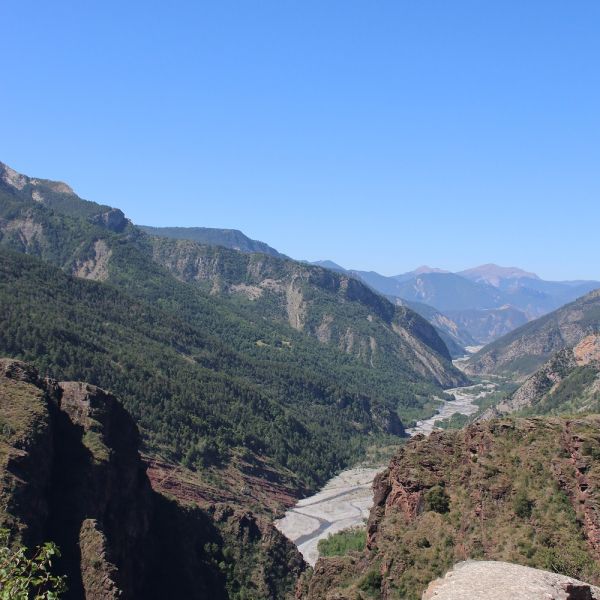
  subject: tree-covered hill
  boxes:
[0,247,404,490]
[482,334,600,418]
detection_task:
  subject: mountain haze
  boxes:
[465,289,600,379]
[314,258,600,347]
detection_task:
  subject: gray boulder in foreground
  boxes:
[423,561,600,600]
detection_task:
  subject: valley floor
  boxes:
[275,380,498,565]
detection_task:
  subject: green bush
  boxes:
[425,486,450,514]
[513,490,533,518]
[317,527,366,557]
[358,569,382,593]
[0,529,66,599]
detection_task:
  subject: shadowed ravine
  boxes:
[274,379,497,565]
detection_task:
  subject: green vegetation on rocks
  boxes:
[302,417,600,600]
[0,530,66,600]
[317,527,367,558]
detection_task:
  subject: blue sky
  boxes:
[1,1,599,279]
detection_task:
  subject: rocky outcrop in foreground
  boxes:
[423,561,600,600]
[301,417,600,599]
[0,359,304,599]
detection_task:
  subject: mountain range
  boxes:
[312,260,600,351]
[3,158,600,599]
[465,288,600,380]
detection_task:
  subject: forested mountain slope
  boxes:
[147,237,462,386]
[0,247,401,490]
[0,160,464,500]
[483,334,600,418]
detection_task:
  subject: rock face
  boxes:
[89,208,129,233]
[302,418,600,600]
[422,561,600,600]
[465,290,600,380]
[445,305,529,345]
[0,359,305,599]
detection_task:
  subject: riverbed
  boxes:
[274,380,496,566]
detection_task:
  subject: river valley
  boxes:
[275,380,498,565]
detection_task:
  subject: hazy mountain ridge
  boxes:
[314,259,600,347]
[458,263,539,286]
[465,289,600,379]
[140,225,286,258]
[387,297,475,358]
[309,263,475,356]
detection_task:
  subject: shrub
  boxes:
[513,490,533,518]
[317,527,366,557]
[425,486,450,514]
[0,529,67,599]
[358,569,382,593]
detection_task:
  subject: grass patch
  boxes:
[318,527,366,557]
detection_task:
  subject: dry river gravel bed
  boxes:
[275,379,497,565]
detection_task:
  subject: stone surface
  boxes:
[422,561,600,600]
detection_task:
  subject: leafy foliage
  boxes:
[424,485,450,514]
[317,527,366,557]
[0,530,66,600]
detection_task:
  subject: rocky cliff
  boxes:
[301,417,600,599]
[0,359,304,599]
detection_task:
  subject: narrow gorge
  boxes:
[275,379,498,565]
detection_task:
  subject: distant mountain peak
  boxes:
[312,260,347,273]
[459,263,540,287]
[411,265,450,275]
[0,161,75,195]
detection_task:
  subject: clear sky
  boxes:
[1,1,599,280]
